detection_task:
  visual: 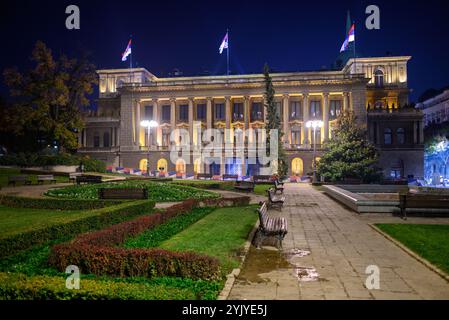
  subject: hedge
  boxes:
[48,197,249,280]
[0,200,155,259]
[0,272,198,300]
[172,181,235,191]
[0,195,125,210]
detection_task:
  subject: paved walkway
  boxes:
[229,183,449,300]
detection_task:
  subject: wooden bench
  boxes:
[267,188,285,210]
[37,175,56,184]
[234,181,255,192]
[223,174,238,181]
[8,175,32,186]
[98,188,148,199]
[76,175,102,185]
[255,202,288,249]
[274,179,284,194]
[69,172,83,183]
[253,175,272,184]
[196,173,213,180]
[399,193,449,219]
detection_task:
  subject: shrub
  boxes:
[48,245,221,281]
[172,181,235,191]
[0,200,155,259]
[47,197,248,280]
[0,272,198,300]
[0,195,124,210]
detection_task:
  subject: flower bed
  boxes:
[48,197,250,281]
[45,181,219,202]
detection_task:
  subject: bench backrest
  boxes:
[253,175,271,182]
[37,175,54,179]
[223,174,238,180]
[8,175,28,181]
[267,188,276,201]
[70,173,82,178]
[257,202,269,229]
[401,193,449,208]
[197,173,212,179]
[98,188,148,199]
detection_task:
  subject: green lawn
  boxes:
[0,205,98,239]
[45,180,219,202]
[159,206,258,273]
[0,168,69,187]
[254,184,272,196]
[376,224,449,275]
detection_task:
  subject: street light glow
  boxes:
[140,120,159,128]
[306,120,324,129]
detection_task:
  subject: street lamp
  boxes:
[140,120,159,177]
[306,120,323,183]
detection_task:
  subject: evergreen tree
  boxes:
[317,110,381,182]
[263,63,288,178]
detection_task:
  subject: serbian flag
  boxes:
[219,32,228,54]
[340,23,355,52]
[121,39,132,61]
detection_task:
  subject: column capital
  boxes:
[282,93,289,99]
[322,92,330,97]
[224,96,231,101]
[302,92,309,98]
[206,97,213,101]
[243,95,250,101]
[343,92,350,97]
[188,97,195,103]
[152,98,158,104]
[169,97,176,103]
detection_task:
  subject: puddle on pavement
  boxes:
[236,246,318,284]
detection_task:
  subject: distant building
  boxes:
[416,89,449,127]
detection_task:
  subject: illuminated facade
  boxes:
[78,55,424,179]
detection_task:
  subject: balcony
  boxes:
[78,146,119,153]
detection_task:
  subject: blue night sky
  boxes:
[1,0,449,102]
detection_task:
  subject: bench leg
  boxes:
[255,229,264,249]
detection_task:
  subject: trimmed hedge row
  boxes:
[172,181,235,191]
[0,200,155,259]
[0,195,125,210]
[48,197,250,281]
[0,272,197,300]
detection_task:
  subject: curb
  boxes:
[218,220,259,300]
[369,224,449,283]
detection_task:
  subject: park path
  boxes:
[228,183,449,300]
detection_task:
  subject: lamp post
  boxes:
[306,120,323,183]
[140,120,159,177]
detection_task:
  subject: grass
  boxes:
[254,184,272,196]
[376,224,449,275]
[0,205,95,239]
[124,207,215,248]
[45,180,219,202]
[159,206,258,273]
[0,168,69,187]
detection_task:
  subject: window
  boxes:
[233,103,244,121]
[103,132,110,148]
[144,105,153,120]
[310,100,321,119]
[178,104,188,121]
[311,129,321,145]
[290,101,302,120]
[161,105,170,122]
[384,128,392,145]
[275,101,283,120]
[93,132,100,148]
[397,128,405,144]
[251,102,263,121]
[329,100,342,119]
[196,104,206,120]
[162,130,170,147]
[374,70,384,87]
[214,103,225,120]
[291,129,301,145]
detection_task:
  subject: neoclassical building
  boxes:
[78,55,424,179]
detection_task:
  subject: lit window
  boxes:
[374,70,384,87]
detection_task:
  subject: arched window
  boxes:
[176,159,186,175]
[157,158,168,172]
[397,128,405,144]
[374,70,384,87]
[139,159,148,172]
[384,128,392,145]
[291,158,304,176]
[103,132,110,147]
[193,158,201,175]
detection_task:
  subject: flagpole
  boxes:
[353,23,356,74]
[227,28,230,76]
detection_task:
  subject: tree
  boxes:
[263,63,288,178]
[2,41,97,152]
[317,110,381,182]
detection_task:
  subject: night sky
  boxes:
[1,0,449,102]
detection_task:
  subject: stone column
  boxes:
[188,98,194,144]
[83,129,87,147]
[170,98,176,130]
[282,94,289,144]
[225,96,231,129]
[302,93,310,145]
[206,97,213,129]
[153,99,162,147]
[323,93,330,142]
[419,120,424,144]
[135,100,141,146]
[244,96,250,130]
[413,121,418,144]
[343,92,349,111]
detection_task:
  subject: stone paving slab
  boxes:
[228,183,449,300]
